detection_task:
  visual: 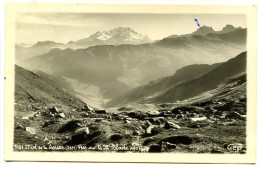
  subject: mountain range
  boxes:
[16,25,243,62]
[166,24,241,37]
[16,27,151,62]
[68,27,151,48]
[16,25,246,108]
[106,51,246,107]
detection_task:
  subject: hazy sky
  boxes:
[16,13,246,44]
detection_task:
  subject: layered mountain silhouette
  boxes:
[191,25,242,36]
[16,25,246,107]
[15,65,86,111]
[16,27,151,62]
[167,25,242,38]
[16,41,65,61]
[16,25,244,62]
[107,51,246,107]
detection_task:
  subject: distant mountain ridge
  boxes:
[167,24,243,38]
[15,41,66,61]
[19,28,246,106]
[16,27,151,62]
[69,27,151,47]
[16,25,244,62]
[107,51,246,107]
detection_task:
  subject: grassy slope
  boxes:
[15,65,86,111]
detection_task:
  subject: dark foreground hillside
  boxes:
[15,65,86,112]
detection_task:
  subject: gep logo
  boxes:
[227,143,243,153]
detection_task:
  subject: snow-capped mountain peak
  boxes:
[88,31,111,41]
[108,27,148,42]
[75,27,151,46]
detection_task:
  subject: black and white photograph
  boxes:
[3,3,257,163]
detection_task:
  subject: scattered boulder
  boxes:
[189,113,197,118]
[143,138,155,146]
[148,144,161,152]
[43,137,48,142]
[94,118,102,122]
[124,119,131,124]
[15,123,24,130]
[148,117,167,125]
[145,125,154,135]
[241,115,246,119]
[57,120,82,133]
[25,127,36,135]
[146,110,161,117]
[149,140,177,152]
[190,117,207,122]
[140,120,152,131]
[148,118,160,125]
[110,134,123,141]
[49,107,59,114]
[22,117,29,120]
[55,118,62,122]
[112,113,119,117]
[81,113,89,117]
[214,102,233,111]
[73,127,90,136]
[161,141,177,151]
[128,111,147,120]
[82,105,94,111]
[56,113,65,118]
[68,127,90,145]
[133,130,142,136]
[34,113,40,117]
[151,127,163,135]
[164,121,181,129]
[225,112,244,120]
[176,114,185,119]
[156,117,167,125]
[159,110,173,117]
[213,111,223,116]
[172,106,204,114]
[95,110,106,114]
[65,124,106,146]
[46,140,52,145]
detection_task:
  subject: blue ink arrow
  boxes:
[4,76,6,80]
[194,18,203,33]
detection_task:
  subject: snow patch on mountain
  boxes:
[71,27,151,47]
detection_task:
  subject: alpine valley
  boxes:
[14,24,247,153]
